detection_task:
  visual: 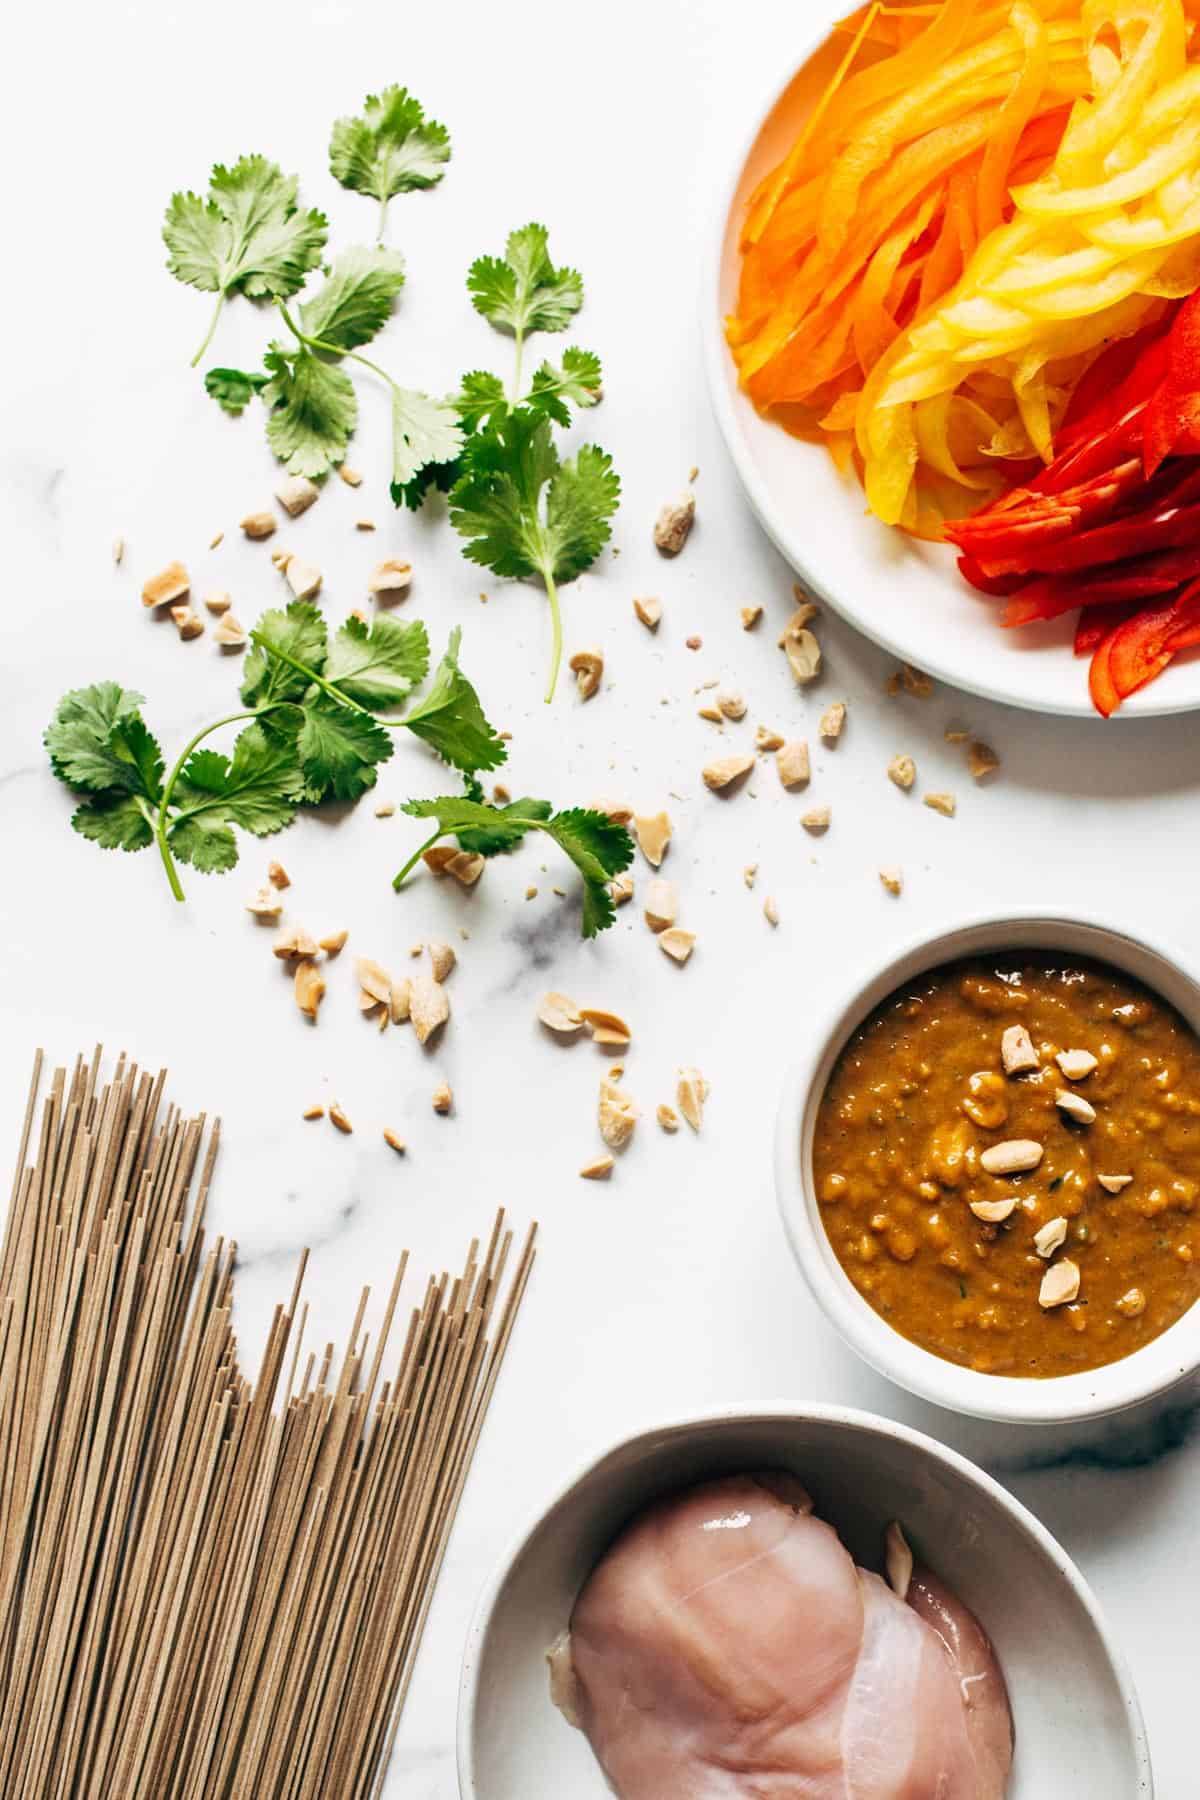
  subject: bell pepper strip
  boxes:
[1001,543,1200,622]
[1143,287,1200,470]
[1088,623,1123,713]
[1075,599,1142,651]
[1102,578,1200,702]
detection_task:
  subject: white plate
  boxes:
[458,1405,1153,1798]
[702,8,1200,719]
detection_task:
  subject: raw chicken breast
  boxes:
[549,1473,1012,1799]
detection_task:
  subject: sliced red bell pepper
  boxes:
[1144,291,1200,477]
[1088,630,1121,718]
[1002,545,1200,627]
[1075,603,1142,657]
[1058,325,1172,451]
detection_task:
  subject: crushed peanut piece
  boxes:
[1001,1024,1039,1074]
[329,1102,353,1135]
[273,924,318,960]
[901,663,933,698]
[1056,1090,1097,1125]
[968,740,1000,780]
[319,929,348,954]
[432,1082,453,1115]
[538,991,585,1035]
[643,878,678,932]
[677,1067,709,1132]
[743,863,758,888]
[245,886,283,920]
[203,589,232,615]
[302,1104,325,1121]
[717,690,747,720]
[944,721,970,743]
[374,801,395,818]
[763,894,780,926]
[1057,1048,1099,1080]
[980,1138,1043,1174]
[970,1196,1017,1223]
[634,812,672,867]
[923,791,956,817]
[427,940,456,983]
[1039,1259,1080,1308]
[1116,1286,1146,1318]
[580,1008,632,1048]
[369,557,413,598]
[423,845,485,885]
[525,885,538,900]
[697,703,723,723]
[492,782,511,803]
[356,958,394,1006]
[285,557,322,601]
[598,1076,638,1149]
[356,518,376,531]
[389,978,412,1024]
[879,868,903,896]
[213,613,247,648]
[609,871,635,906]
[740,605,763,630]
[819,701,846,742]
[271,548,292,572]
[409,974,450,1046]
[593,797,634,823]
[653,491,696,556]
[703,753,754,792]
[170,604,204,640]
[338,464,363,487]
[209,530,224,549]
[633,594,662,631]
[569,646,604,701]
[1098,1173,1133,1193]
[783,592,818,632]
[274,474,319,517]
[801,806,831,834]
[113,535,125,565]
[141,562,190,608]
[268,861,290,889]
[888,754,916,791]
[294,960,326,1020]
[756,725,785,752]
[383,1128,406,1153]
[657,1103,680,1133]
[659,927,696,964]
[579,1155,614,1180]
[685,634,702,650]
[240,511,276,540]
[782,619,821,685]
[1034,1217,1069,1258]
[776,740,811,790]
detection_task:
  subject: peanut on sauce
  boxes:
[812,956,1200,1377]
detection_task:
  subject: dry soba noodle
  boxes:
[0,1048,535,1798]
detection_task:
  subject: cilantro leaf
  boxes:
[402,628,506,774]
[172,723,305,836]
[205,366,268,415]
[72,794,155,854]
[45,684,163,799]
[241,602,328,707]
[262,343,358,477]
[393,454,461,512]
[168,814,239,874]
[450,410,620,585]
[389,388,464,500]
[457,370,508,431]
[468,224,583,337]
[330,87,452,223]
[325,615,430,708]
[528,347,603,426]
[399,796,632,937]
[163,156,327,363]
[297,697,392,802]
[299,246,406,352]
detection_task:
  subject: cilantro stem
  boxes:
[190,291,227,369]
[279,303,400,398]
[377,196,389,244]
[246,630,383,723]
[510,329,525,407]
[156,708,263,901]
[543,569,563,705]
[392,826,444,889]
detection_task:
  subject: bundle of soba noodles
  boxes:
[0,1048,534,1799]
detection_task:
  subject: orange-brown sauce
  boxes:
[812,955,1200,1377]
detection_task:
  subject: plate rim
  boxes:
[700,15,1200,722]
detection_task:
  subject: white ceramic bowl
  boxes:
[458,1404,1152,1798]
[702,5,1200,718]
[774,908,1200,1424]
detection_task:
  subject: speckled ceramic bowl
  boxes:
[457,1405,1152,1798]
[774,908,1200,1425]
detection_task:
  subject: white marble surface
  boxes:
[2,0,1200,1792]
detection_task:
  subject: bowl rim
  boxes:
[455,1399,1154,1797]
[698,6,1200,721]
[773,905,1200,1425]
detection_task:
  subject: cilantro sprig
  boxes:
[329,86,451,241]
[395,794,634,939]
[437,225,618,702]
[46,608,502,903]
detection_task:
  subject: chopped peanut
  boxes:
[383,1128,406,1153]
[923,791,956,817]
[329,1101,353,1134]
[368,557,413,598]
[756,725,785,752]
[879,868,903,897]
[763,894,780,926]
[740,605,763,630]
[634,812,672,867]
[702,753,754,792]
[432,1082,453,1115]
[677,1067,709,1132]
[968,740,1000,781]
[294,960,326,1020]
[141,562,190,608]
[275,474,319,517]
[633,595,662,631]
[240,512,277,540]
[776,740,810,789]
[819,701,846,742]
[643,878,678,933]
[268,861,290,889]
[653,491,695,555]
[888,754,916,791]
[579,1155,615,1180]
[569,646,604,701]
[170,605,204,640]
[801,806,831,834]
[203,589,232,615]
[285,557,322,601]
[659,927,696,964]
